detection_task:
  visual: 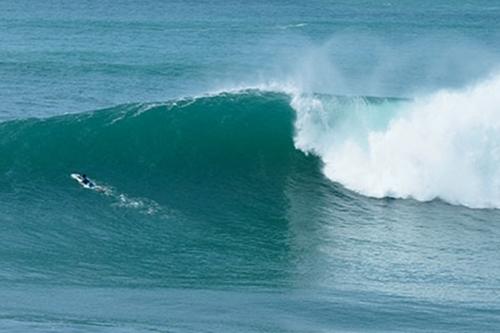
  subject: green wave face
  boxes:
[1,92,296,179]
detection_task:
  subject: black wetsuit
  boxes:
[81,176,92,187]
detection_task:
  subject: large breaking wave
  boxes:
[1,75,499,209]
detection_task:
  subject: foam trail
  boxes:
[78,179,161,215]
[292,74,500,209]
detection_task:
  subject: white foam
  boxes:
[278,23,308,30]
[291,74,500,209]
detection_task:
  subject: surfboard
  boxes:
[71,173,95,189]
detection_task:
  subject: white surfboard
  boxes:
[71,173,95,189]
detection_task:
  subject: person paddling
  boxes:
[80,174,94,188]
[81,174,90,185]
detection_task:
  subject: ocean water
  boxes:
[1,1,500,332]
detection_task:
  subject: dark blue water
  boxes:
[1,1,500,332]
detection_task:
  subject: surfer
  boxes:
[81,174,96,188]
[81,174,91,186]
[71,173,106,193]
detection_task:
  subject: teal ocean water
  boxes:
[2,1,500,332]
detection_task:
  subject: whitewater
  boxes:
[292,73,500,208]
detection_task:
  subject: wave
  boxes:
[1,77,499,210]
[0,90,322,215]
